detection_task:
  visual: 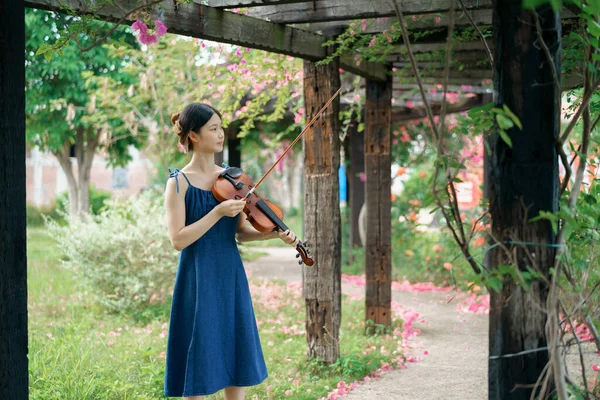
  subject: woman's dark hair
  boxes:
[171,103,222,151]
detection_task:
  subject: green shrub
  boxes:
[26,202,65,227]
[45,191,178,315]
[55,184,112,215]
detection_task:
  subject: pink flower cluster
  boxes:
[562,319,596,342]
[131,19,167,45]
[454,293,490,314]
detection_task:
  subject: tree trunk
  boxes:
[487,2,560,398]
[364,78,392,329]
[302,57,341,364]
[0,0,28,397]
[76,128,98,216]
[54,128,98,218]
[54,142,79,217]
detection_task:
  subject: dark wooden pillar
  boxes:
[364,77,392,329]
[0,0,28,398]
[347,112,365,260]
[225,125,241,167]
[487,1,560,398]
[214,147,223,166]
[302,58,341,363]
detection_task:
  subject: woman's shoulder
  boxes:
[167,167,191,194]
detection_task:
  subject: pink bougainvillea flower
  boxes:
[155,19,167,36]
[400,130,411,143]
[139,31,157,45]
[131,20,147,33]
[177,142,186,153]
[592,364,599,372]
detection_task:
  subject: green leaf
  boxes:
[522,0,546,8]
[496,114,515,130]
[549,0,562,12]
[488,277,503,292]
[502,104,523,130]
[588,19,600,38]
[35,43,48,56]
[498,130,513,147]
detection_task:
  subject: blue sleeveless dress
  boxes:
[164,167,268,397]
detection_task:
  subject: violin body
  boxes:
[212,166,314,266]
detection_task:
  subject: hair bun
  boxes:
[171,112,183,136]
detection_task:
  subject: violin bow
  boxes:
[242,86,342,201]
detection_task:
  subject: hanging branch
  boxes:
[52,0,164,53]
[457,0,493,68]
[391,0,481,274]
[534,11,573,195]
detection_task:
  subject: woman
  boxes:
[163,103,299,400]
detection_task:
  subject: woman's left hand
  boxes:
[278,229,299,247]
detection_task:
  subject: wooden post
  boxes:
[347,113,365,259]
[487,1,560,398]
[302,57,341,364]
[0,0,28,398]
[364,77,392,329]
[226,125,241,168]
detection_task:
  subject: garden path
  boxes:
[245,246,599,399]
[245,246,488,399]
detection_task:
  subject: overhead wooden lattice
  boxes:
[25,0,580,111]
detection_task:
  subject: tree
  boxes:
[97,36,304,192]
[25,8,141,218]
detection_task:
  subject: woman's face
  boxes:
[189,112,224,153]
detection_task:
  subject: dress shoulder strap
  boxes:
[168,168,192,194]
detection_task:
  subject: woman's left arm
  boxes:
[235,214,298,246]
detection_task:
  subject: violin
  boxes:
[212,167,314,266]
[211,86,342,268]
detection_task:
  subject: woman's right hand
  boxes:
[216,199,246,217]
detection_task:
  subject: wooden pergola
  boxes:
[1,0,581,398]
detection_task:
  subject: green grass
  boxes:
[27,225,410,400]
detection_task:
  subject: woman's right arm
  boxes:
[164,178,246,251]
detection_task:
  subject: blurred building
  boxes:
[25,146,153,206]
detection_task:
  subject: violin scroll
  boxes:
[294,240,314,266]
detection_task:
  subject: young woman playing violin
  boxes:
[163,103,300,400]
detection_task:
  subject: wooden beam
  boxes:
[208,0,311,7]
[393,83,492,93]
[302,8,576,34]
[247,0,491,24]
[393,76,492,86]
[394,68,492,80]
[24,0,387,82]
[340,53,387,82]
[393,40,493,53]
[364,76,393,329]
[0,0,28,398]
[302,57,342,363]
[387,50,489,63]
[391,94,490,121]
